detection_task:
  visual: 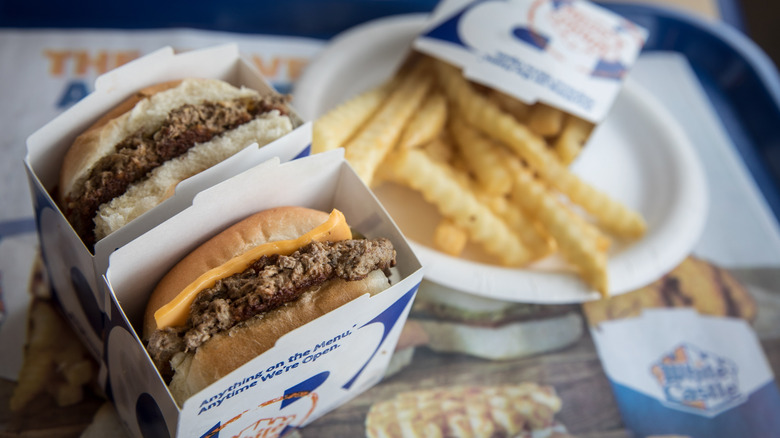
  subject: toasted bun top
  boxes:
[58,78,261,202]
[142,206,330,338]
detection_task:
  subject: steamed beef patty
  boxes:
[64,95,289,247]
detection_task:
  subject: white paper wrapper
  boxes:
[414,0,647,122]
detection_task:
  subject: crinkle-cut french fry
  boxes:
[312,79,394,154]
[552,162,646,239]
[10,300,60,411]
[554,115,593,165]
[449,112,513,196]
[433,218,469,256]
[507,159,609,296]
[10,298,96,411]
[448,149,473,179]
[434,60,550,171]
[462,144,556,260]
[422,134,456,165]
[434,60,646,239]
[554,199,612,255]
[489,88,531,121]
[345,61,434,186]
[387,149,534,266]
[54,382,84,407]
[399,90,448,149]
[480,190,557,260]
[527,103,564,137]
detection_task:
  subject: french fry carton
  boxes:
[370,0,651,300]
[100,150,423,437]
[414,0,647,125]
[24,44,310,361]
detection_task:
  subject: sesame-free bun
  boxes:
[59,78,293,244]
[143,206,391,403]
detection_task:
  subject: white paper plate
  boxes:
[293,14,708,303]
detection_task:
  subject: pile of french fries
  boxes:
[313,55,646,297]
[10,255,97,412]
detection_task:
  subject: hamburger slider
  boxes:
[58,78,296,249]
[143,206,396,403]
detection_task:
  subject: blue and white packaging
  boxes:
[100,150,423,437]
[23,44,310,361]
[591,308,780,438]
[414,0,647,122]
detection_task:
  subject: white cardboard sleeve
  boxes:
[413,0,647,123]
[24,44,310,360]
[101,150,423,437]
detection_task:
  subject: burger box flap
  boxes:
[101,149,424,437]
[24,43,310,361]
[412,0,647,123]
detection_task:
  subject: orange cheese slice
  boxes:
[154,209,352,330]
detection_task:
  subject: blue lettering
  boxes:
[57,81,90,108]
[261,369,284,381]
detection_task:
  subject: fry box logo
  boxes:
[651,344,744,416]
[509,0,645,80]
[419,0,647,120]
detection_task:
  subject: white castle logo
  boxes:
[651,343,744,416]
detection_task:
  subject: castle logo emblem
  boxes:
[651,343,744,417]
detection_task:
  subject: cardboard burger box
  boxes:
[24,44,311,360]
[101,150,423,437]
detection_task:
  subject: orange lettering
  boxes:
[252,55,281,78]
[44,50,71,76]
[114,50,141,69]
[74,50,109,75]
[45,49,142,77]
[287,58,308,81]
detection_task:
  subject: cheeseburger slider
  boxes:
[143,206,396,403]
[59,78,296,249]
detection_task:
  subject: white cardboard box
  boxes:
[414,0,647,123]
[101,150,423,437]
[24,44,311,360]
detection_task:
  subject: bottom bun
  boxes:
[169,269,390,404]
[411,311,583,361]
